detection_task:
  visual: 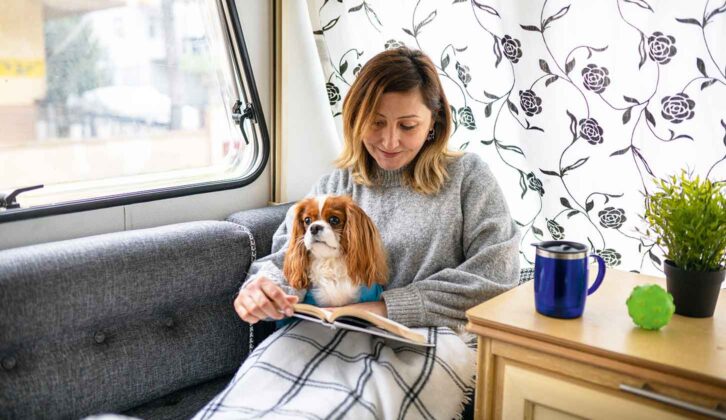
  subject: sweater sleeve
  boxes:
[381,161,521,329]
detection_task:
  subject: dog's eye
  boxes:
[328,216,340,225]
[304,217,311,225]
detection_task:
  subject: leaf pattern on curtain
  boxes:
[308,0,726,275]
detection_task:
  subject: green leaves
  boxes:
[644,170,726,271]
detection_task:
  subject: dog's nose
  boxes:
[310,224,323,235]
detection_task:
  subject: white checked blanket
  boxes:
[192,319,477,420]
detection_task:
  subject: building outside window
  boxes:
[0,0,265,214]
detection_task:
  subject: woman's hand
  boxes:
[326,301,388,317]
[234,276,299,324]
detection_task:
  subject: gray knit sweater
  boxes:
[242,152,521,330]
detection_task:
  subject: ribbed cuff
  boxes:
[381,284,425,327]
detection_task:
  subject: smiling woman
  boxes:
[336,47,461,195]
[363,90,432,171]
[224,46,521,419]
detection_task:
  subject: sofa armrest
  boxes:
[226,202,294,260]
[0,220,255,419]
[225,203,295,351]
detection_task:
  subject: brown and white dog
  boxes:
[283,195,388,307]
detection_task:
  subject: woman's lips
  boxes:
[379,149,400,158]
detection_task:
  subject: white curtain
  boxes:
[306,0,726,275]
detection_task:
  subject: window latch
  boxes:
[232,100,255,145]
[0,184,44,210]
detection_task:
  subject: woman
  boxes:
[235,47,520,332]
[202,47,520,420]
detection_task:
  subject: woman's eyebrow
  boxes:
[375,113,421,119]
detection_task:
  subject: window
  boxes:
[0,0,268,221]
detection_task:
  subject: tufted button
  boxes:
[163,317,175,328]
[0,356,18,370]
[94,331,106,344]
[2,356,17,371]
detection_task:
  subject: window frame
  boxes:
[0,0,269,224]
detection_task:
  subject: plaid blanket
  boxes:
[192,319,477,420]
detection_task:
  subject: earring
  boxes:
[426,128,435,142]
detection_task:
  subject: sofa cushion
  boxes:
[121,374,232,420]
[0,221,254,419]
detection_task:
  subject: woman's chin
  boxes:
[377,162,401,170]
[374,156,406,171]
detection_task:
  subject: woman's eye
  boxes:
[401,125,416,130]
[328,216,340,225]
[304,217,311,225]
[373,121,385,127]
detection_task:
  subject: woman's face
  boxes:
[362,89,434,171]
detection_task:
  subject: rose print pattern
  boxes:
[326,82,341,106]
[501,35,523,63]
[519,90,543,116]
[647,32,677,64]
[547,219,565,240]
[661,93,695,123]
[385,39,405,50]
[527,172,544,196]
[598,207,627,229]
[458,106,476,130]
[579,118,604,145]
[311,0,725,274]
[456,62,471,87]
[596,248,622,267]
[581,64,611,94]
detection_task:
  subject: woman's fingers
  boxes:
[233,276,301,323]
[250,288,284,320]
[286,295,299,304]
[243,292,270,322]
[234,292,262,324]
[260,281,296,316]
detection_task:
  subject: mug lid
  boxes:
[533,241,588,259]
[535,241,587,253]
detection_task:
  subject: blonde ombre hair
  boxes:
[335,47,461,195]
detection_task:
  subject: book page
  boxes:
[331,320,434,347]
[291,312,330,326]
[327,306,427,344]
[292,303,333,322]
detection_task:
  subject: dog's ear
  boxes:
[284,201,310,290]
[344,201,388,288]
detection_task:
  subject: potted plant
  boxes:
[644,170,726,317]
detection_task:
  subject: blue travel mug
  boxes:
[532,241,606,319]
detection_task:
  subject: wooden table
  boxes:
[466,269,726,419]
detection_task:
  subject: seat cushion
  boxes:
[121,374,233,420]
[0,221,254,419]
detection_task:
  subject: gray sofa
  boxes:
[0,203,293,419]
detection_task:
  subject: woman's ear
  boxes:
[283,202,310,290]
[344,201,388,288]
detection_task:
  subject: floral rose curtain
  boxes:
[307,0,726,275]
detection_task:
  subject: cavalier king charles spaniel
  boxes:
[283,195,388,307]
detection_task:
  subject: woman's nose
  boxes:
[380,127,399,149]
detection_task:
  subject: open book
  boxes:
[291,303,434,347]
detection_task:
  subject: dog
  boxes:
[283,195,388,307]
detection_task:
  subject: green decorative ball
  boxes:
[626,284,675,330]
